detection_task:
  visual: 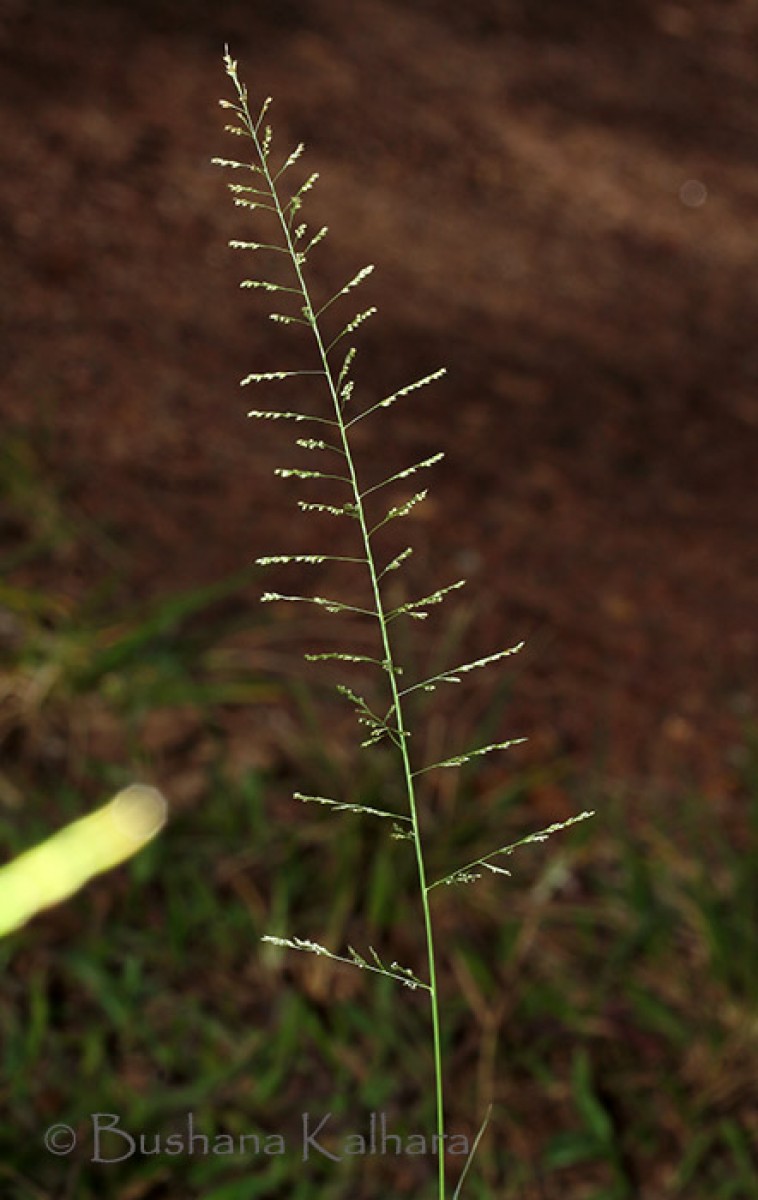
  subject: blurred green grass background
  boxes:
[1,431,756,1200]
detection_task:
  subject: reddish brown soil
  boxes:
[1,0,757,800]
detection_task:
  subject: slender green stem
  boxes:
[228,61,448,1200]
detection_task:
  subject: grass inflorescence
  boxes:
[215,49,593,1198]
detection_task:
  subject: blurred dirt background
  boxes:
[1,0,757,801]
